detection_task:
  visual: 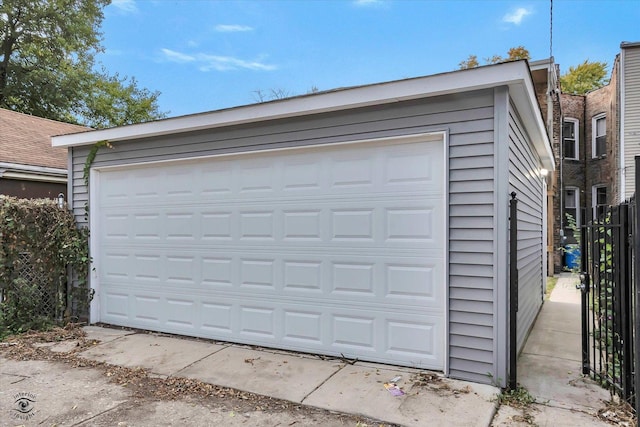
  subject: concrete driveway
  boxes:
[0,326,499,426]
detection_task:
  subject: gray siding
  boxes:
[623,46,640,200]
[447,94,496,384]
[508,100,544,351]
[71,90,497,382]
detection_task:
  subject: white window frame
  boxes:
[592,113,606,158]
[592,184,608,218]
[564,187,580,229]
[563,118,579,160]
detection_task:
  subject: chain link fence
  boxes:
[3,252,66,321]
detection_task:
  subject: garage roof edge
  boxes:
[51,61,553,169]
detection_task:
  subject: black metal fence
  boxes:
[580,201,636,407]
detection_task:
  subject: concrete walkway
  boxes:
[492,273,611,426]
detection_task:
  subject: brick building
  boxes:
[548,41,640,272]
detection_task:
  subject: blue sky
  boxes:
[100,0,639,118]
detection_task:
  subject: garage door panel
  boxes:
[99,142,439,206]
[100,202,444,248]
[100,290,445,366]
[100,249,445,306]
[385,316,443,361]
[97,138,445,369]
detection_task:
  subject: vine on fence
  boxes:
[0,196,92,338]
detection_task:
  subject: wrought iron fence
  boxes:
[580,203,635,406]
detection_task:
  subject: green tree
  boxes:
[459,54,479,70]
[459,46,530,69]
[0,0,166,128]
[76,70,164,128]
[506,46,530,61]
[560,60,609,95]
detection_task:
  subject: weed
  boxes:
[497,385,536,409]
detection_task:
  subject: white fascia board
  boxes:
[508,71,555,171]
[52,60,549,164]
[0,162,67,176]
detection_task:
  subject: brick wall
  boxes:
[585,83,615,216]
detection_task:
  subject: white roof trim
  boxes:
[0,162,67,183]
[0,162,67,176]
[51,61,554,169]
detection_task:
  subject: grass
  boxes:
[545,276,558,299]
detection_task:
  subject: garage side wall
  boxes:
[70,89,497,381]
[508,99,545,351]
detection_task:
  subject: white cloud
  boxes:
[197,54,276,71]
[161,48,195,63]
[111,0,137,13]
[354,0,383,6]
[161,48,276,72]
[215,24,254,33]
[502,7,532,25]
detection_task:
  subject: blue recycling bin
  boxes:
[564,244,580,270]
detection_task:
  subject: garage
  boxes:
[95,134,445,369]
[54,60,555,385]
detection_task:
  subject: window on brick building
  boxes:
[564,187,580,241]
[592,114,606,158]
[592,185,608,219]
[563,118,579,160]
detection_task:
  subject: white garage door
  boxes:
[93,135,446,369]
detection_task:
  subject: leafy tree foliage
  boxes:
[458,46,531,69]
[0,0,166,128]
[459,54,479,70]
[560,60,609,95]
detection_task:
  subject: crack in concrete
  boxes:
[299,362,347,404]
[70,400,129,427]
[170,344,231,378]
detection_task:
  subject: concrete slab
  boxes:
[491,403,609,426]
[83,326,136,344]
[79,333,225,376]
[528,302,581,333]
[0,357,129,426]
[550,276,581,304]
[77,398,359,426]
[178,346,345,402]
[528,404,610,427]
[521,325,581,360]
[518,353,609,412]
[303,363,499,427]
[33,340,81,353]
[491,404,533,426]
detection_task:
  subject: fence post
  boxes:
[580,213,590,375]
[618,204,633,401]
[509,192,518,390]
[634,156,640,412]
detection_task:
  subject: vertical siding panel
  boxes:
[448,90,496,383]
[623,47,640,199]
[508,100,544,351]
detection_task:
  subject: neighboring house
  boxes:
[0,108,88,199]
[53,60,554,386]
[550,41,640,271]
[529,59,562,275]
[617,42,640,202]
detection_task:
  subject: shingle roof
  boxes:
[0,108,90,169]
